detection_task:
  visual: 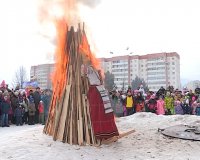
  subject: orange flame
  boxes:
[79,32,100,69]
[52,19,68,101]
[41,0,101,102]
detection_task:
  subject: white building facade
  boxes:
[185,80,200,92]
[99,52,181,92]
[30,64,55,90]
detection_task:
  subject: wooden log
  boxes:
[53,88,66,141]
[101,129,135,145]
[82,94,90,144]
[56,84,71,141]
[69,91,73,145]
[76,46,84,145]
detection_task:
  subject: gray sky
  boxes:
[0,0,200,87]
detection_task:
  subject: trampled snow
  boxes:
[1,113,200,160]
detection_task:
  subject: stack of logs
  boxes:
[43,24,100,146]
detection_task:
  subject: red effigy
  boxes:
[88,86,119,140]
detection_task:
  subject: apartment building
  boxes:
[185,80,200,92]
[30,64,55,90]
[99,52,181,92]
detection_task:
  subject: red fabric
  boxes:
[38,103,44,113]
[136,102,144,112]
[88,86,119,140]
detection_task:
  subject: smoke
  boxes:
[37,0,101,61]
[77,0,101,8]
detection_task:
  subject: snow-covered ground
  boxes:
[1,113,200,160]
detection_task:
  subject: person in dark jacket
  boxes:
[28,96,36,125]
[10,91,19,124]
[33,87,41,124]
[21,94,29,124]
[1,95,11,127]
[42,89,52,123]
[14,105,23,126]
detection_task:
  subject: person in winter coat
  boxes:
[182,97,192,114]
[135,92,144,112]
[33,87,41,124]
[125,91,134,116]
[195,102,200,116]
[42,89,52,122]
[10,91,19,124]
[38,100,44,125]
[156,96,165,115]
[144,91,151,112]
[14,105,23,126]
[1,95,11,127]
[164,92,175,115]
[28,96,36,125]
[192,101,198,115]
[21,94,29,124]
[147,94,157,113]
[174,99,184,115]
[111,91,124,117]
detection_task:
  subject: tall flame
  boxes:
[79,31,100,69]
[38,0,101,101]
[52,19,68,100]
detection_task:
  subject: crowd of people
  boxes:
[0,86,52,127]
[110,86,200,117]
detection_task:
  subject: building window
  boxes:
[172,62,175,65]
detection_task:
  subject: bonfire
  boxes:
[43,1,134,146]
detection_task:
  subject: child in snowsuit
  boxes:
[156,96,165,115]
[164,92,174,115]
[125,91,134,116]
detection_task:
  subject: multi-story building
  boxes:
[30,64,55,90]
[185,80,200,92]
[99,52,181,92]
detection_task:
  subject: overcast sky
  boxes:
[0,0,200,87]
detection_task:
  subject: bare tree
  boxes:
[13,66,28,89]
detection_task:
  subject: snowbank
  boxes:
[1,113,200,160]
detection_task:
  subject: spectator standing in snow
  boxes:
[156,96,165,115]
[14,105,23,126]
[38,100,44,125]
[1,95,11,127]
[33,87,41,124]
[21,94,29,124]
[42,89,52,123]
[125,90,134,116]
[28,96,36,125]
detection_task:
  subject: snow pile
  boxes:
[1,113,200,160]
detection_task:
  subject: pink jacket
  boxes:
[156,99,165,115]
